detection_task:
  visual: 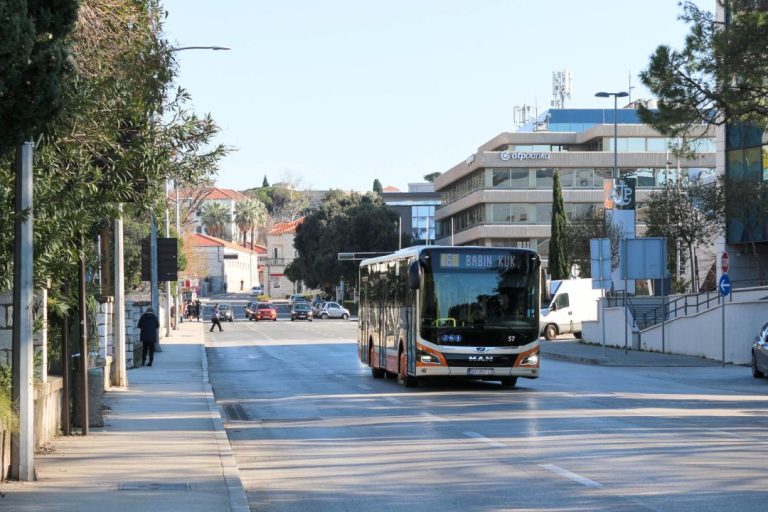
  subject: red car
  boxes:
[251,302,277,321]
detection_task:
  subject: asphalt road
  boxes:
[205,319,768,512]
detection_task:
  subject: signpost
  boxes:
[719,255,731,366]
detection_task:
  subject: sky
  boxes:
[162,0,707,193]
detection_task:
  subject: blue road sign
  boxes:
[718,274,731,297]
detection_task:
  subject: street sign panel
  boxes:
[589,238,611,290]
[718,274,731,297]
[721,251,730,274]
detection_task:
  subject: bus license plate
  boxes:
[468,368,494,376]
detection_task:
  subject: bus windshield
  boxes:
[419,249,540,345]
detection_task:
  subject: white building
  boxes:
[189,233,265,295]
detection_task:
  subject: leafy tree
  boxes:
[201,202,230,239]
[423,172,441,183]
[286,191,400,292]
[0,0,79,150]
[561,209,622,279]
[262,175,269,187]
[244,185,308,222]
[644,184,720,291]
[639,1,768,137]
[372,179,383,194]
[548,170,569,279]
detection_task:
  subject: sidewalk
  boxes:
[0,321,249,512]
[541,337,725,367]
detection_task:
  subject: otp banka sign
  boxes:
[604,178,636,210]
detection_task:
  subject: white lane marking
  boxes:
[420,412,447,422]
[383,397,402,405]
[539,464,603,488]
[463,431,506,448]
[358,384,373,391]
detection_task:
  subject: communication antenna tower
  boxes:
[513,105,533,128]
[551,70,572,109]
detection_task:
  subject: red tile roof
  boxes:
[177,187,248,202]
[383,186,400,192]
[189,234,266,254]
[268,218,304,235]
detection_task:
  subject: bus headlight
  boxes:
[418,350,440,364]
[520,353,539,366]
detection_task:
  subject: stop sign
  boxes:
[721,251,730,274]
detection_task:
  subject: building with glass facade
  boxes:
[433,108,715,264]
[382,183,441,245]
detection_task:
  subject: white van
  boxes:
[540,278,601,340]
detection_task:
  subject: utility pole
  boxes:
[113,205,127,387]
[11,142,35,481]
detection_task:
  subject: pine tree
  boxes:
[262,175,270,187]
[372,179,383,194]
[548,170,569,279]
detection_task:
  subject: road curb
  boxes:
[200,344,250,512]
[542,351,608,366]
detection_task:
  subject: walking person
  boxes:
[138,306,160,367]
[210,304,223,332]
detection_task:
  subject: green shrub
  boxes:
[0,364,18,432]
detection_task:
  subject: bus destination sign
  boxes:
[439,252,520,270]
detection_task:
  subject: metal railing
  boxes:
[606,282,768,331]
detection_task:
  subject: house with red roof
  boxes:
[187,233,266,296]
[262,217,310,297]
[177,187,252,244]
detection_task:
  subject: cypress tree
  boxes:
[372,179,383,194]
[549,170,569,279]
[262,175,270,187]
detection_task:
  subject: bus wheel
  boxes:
[399,351,417,388]
[543,324,558,341]
[499,377,517,388]
[370,345,385,379]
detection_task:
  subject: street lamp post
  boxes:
[149,45,230,337]
[595,91,629,179]
[595,90,630,353]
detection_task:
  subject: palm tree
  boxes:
[201,202,230,238]
[235,198,266,249]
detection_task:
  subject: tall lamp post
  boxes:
[596,90,630,353]
[594,91,629,179]
[150,45,230,335]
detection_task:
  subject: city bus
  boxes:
[358,246,541,387]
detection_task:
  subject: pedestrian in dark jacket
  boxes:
[210,304,223,332]
[138,306,160,367]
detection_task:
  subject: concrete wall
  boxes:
[581,296,767,364]
[34,376,63,447]
[640,301,765,364]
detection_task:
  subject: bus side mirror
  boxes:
[407,261,420,290]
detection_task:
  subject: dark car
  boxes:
[291,303,313,321]
[752,321,768,379]
[251,302,277,321]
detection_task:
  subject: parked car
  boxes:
[312,301,327,317]
[752,321,768,379]
[289,294,308,305]
[245,301,258,321]
[290,303,313,321]
[250,286,263,296]
[251,302,278,321]
[217,303,234,322]
[318,302,350,320]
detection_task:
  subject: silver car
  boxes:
[318,302,350,320]
[752,321,768,379]
[217,303,234,322]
